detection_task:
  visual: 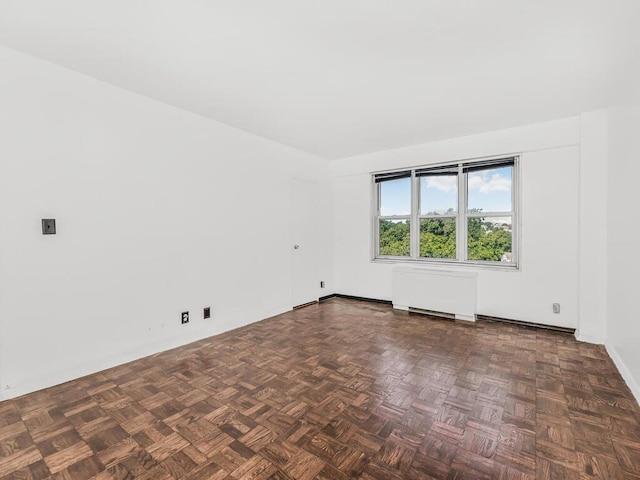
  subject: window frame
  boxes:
[372,155,520,269]
[415,168,460,262]
[374,171,413,259]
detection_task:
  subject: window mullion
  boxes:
[458,164,465,261]
[511,159,518,266]
[411,171,419,259]
[374,182,380,258]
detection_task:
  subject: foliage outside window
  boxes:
[374,157,517,266]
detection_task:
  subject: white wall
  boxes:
[606,100,640,401]
[0,46,332,400]
[331,118,582,328]
[577,111,609,343]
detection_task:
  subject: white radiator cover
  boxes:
[392,267,478,321]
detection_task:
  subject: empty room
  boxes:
[1,1,640,479]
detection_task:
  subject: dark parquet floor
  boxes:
[1,298,640,479]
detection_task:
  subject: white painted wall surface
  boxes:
[332,119,581,328]
[0,46,331,400]
[318,179,335,297]
[606,101,640,401]
[577,111,608,344]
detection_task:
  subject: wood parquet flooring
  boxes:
[1,298,640,479]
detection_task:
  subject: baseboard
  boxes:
[319,293,337,302]
[326,295,575,333]
[293,300,318,309]
[1,304,294,403]
[605,342,640,406]
[476,314,575,334]
[319,293,392,305]
[1,333,211,401]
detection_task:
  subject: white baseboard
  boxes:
[606,342,640,406]
[575,332,606,344]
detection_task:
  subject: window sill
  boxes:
[371,256,519,272]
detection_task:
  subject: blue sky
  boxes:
[380,166,512,216]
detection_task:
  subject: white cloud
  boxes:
[469,172,511,194]
[425,176,457,192]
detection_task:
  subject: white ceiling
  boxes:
[0,1,637,159]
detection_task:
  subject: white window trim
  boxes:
[371,154,520,270]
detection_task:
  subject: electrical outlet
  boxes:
[203,307,211,319]
[553,303,560,314]
[181,311,189,324]
[42,219,56,235]
[320,281,325,288]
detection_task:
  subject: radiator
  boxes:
[392,267,477,321]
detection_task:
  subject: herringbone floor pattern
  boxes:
[1,298,640,479]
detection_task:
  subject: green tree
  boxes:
[379,220,410,256]
[379,210,511,261]
[467,212,512,261]
[420,218,456,258]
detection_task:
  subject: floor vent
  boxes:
[408,307,456,320]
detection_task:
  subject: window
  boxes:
[376,171,411,257]
[373,156,518,267]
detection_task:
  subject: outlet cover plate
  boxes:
[181,311,189,324]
